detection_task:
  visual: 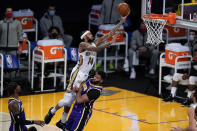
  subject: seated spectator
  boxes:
[40,4,73,47]
[43,26,64,42]
[163,49,197,106]
[128,22,159,79]
[0,7,23,55]
[189,30,197,54]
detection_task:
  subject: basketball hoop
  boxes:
[143,13,176,46]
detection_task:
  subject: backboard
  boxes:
[141,0,197,30]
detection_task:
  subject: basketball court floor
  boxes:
[0,87,189,131]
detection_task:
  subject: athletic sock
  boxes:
[61,111,68,124]
[171,87,177,97]
[51,107,57,115]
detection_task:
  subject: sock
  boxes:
[171,87,177,97]
[51,107,57,115]
[61,111,68,124]
[187,90,193,98]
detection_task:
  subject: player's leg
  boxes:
[57,73,89,127]
[128,48,136,79]
[163,73,182,102]
[70,110,90,131]
[56,92,76,129]
[182,76,197,106]
[44,68,79,124]
[149,48,159,75]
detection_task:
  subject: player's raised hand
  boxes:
[122,15,127,22]
[34,120,45,127]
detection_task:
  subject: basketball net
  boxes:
[143,18,167,46]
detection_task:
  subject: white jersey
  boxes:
[75,43,96,74]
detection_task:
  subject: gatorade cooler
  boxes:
[164,25,185,37]
[37,40,64,59]
[165,43,190,65]
[13,9,34,29]
[97,24,124,42]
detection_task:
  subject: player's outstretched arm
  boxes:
[79,41,113,52]
[94,16,127,46]
[8,100,45,126]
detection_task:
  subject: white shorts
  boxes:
[67,67,88,90]
[189,76,197,85]
[172,73,189,85]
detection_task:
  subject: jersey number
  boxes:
[88,57,94,65]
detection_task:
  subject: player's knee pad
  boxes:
[189,76,197,85]
[173,73,183,82]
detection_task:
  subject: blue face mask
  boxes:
[189,35,195,41]
[49,10,55,16]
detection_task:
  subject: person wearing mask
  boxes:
[40,4,73,47]
[188,30,197,55]
[128,22,159,79]
[0,7,23,55]
[43,26,64,42]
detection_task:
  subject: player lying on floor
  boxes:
[171,91,197,131]
[63,71,105,131]
[163,49,197,106]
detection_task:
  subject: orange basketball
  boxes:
[117,3,130,17]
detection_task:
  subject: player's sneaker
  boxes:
[163,95,174,102]
[44,107,54,124]
[181,98,192,107]
[129,68,136,79]
[56,120,66,131]
[149,68,155,75]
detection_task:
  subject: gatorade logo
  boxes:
[173,27,180,33]
[168,52,176,60]
[21,17,33,25]
[50,47,62,55]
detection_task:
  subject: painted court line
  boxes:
[96,96,147,102]
[93,108,188,125]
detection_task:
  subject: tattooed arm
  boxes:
[94,16,127,46]
[8,100,45,126]
[79,34,118,53]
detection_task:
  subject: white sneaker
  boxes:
[123,58,129,72]
[149,69,155,75]
[130,69,136,79]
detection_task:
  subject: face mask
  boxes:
[49,10,55,16]
[189,35,195,41]
[51,33,58,38]
[139,28,147,33]
[5,12,13,18]
[194,57,197,62]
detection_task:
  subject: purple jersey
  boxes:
[8,97,27,131]
[65,79,102,131]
